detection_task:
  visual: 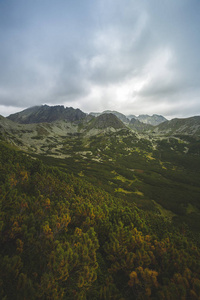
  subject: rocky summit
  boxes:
[7,105,86,124]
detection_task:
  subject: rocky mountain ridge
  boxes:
[1,106,200,160]
[7,105,168,127]
[90,110,167,125]
[7,105,86,124]
[1,105,200,140]
[135,114,167,126]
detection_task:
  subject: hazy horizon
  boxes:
[2,103,200,121]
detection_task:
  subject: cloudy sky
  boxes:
[0,0,200,119]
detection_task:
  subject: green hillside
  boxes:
[33,129,200,234]
[0,141,200,299]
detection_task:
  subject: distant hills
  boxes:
[8,105,167,126]
[0,105,199,139]
[153,116,200,136]
[7,105,167,126]
[90,110,167,126]
[135,114,167,126]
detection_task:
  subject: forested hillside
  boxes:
[0,141,200,299]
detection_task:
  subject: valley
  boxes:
[1,106,200,234]
[0,105,200,299]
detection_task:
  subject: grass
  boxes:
[152,200,176,220]
[134,190,144,197]
[111,170,135,184]
[115,188,133,194]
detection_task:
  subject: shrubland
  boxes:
[0,141,200,299]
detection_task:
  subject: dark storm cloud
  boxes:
[0,0,200,118]
[0,0,97,107]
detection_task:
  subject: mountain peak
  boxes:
[88,113,126,130]
[90,110,130,123]
[7,105,86,124]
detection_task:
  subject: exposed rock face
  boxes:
[7,105,86,124]
[136,114,167,126]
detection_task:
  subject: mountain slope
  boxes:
[87,113,127,130]
[155,116,200,136]
[136,114,167,126]
[90,110,130,123]
[129,118,153,132]
[7,105,86,124]
[102,110,130,123]
[0,113,128,154]
[90,111,167,125]
[1,141,200,299]
[0,114,80,153]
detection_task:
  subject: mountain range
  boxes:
[7,105,167,126]
[90,110,167,125]
[4,104,200,137]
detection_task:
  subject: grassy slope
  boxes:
[1,140,200,299]
[29,130,200,235]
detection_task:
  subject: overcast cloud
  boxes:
[0,0,200,119]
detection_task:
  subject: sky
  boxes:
[0,0,200,119]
